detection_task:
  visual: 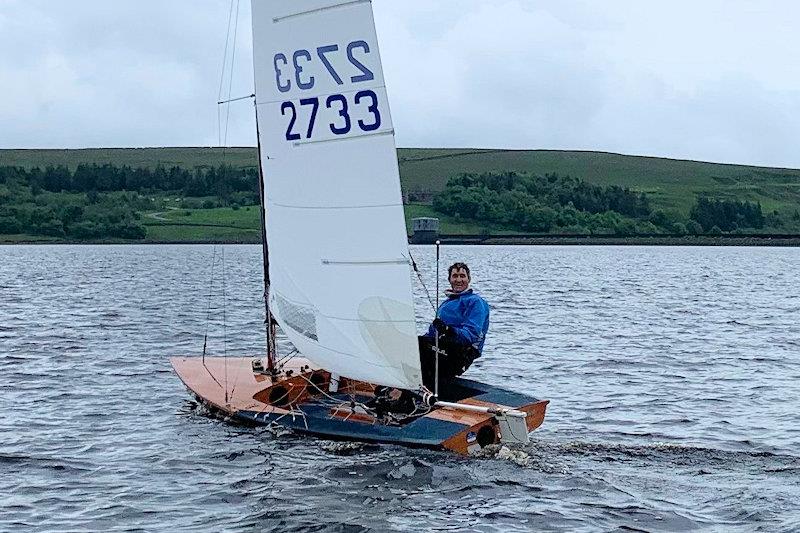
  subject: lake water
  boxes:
[1,245,798,532]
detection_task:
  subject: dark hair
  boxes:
[448,262,471,279]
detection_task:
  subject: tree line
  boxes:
[0,186,151,240]
[0,164,261,240]
[0,164,260,204]
[433,171,776,235]
[689,197,764,232]
[1,164,794,240]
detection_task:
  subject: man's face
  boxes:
[449,268,470,293]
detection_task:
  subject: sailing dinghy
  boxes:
[172,0,548,455]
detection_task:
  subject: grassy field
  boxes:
[0,234,62,244]
[142,206,260,242]
[137,203,512,241]
[143,224,260,243]
[4,147,800,218]
[147,206,260,227]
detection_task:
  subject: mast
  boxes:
[255,101,277,374]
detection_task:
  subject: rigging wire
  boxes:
[275,348,299,368]
[226,254,250,402]
[222,246,229,403]
[201,247,225,389]
[222,0,242,151]
[202,247,219,362]
[217,0,237,147]
[408,250,436,312]
[210,0,241,404]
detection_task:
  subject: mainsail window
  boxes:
[274,292,318,341]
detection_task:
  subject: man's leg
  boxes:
[418,335,477,391]
[418,336,437,391]
[437,337,478,380]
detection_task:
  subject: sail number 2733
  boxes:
[274,41,382,142]
[273,41,374,93]
[281,91,380,141]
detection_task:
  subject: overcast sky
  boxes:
[1,0,799,168]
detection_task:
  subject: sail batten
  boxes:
[252,0,422,390]
[273,0,371,24]
[257,85,389,105]
[267,201,401,210]
[321,259,410,266]
[291,129,394,147]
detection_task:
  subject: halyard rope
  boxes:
[408,251,436,312]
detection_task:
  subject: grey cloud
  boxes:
[0,0,255,147]
[378,0,800,167]
[1,0,799,168]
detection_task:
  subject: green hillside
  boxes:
[398,149,800,215]
[3,147,800,216]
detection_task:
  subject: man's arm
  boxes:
[423,322,437,339]
[449,297,490,347]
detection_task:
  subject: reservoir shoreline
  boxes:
[3,235,800,246]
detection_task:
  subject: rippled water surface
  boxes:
[1,245,799,532]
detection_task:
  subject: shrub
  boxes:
[686,221,703,235]
[0,216,22,234]
[670,222,687,236]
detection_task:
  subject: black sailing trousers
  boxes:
[418,334,479,391]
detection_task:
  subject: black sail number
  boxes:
[346,41,375,83]
[326,94,351,135]
[281,91,382,143]
[274,40,376,92]
[281,102,301,141]
[299,98,320,138]
[355,90,381,132]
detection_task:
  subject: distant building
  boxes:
[411,217,440,244]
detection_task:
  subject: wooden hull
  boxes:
[171,356,548,455]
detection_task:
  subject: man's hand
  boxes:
[432,318,451,335]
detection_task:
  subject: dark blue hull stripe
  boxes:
[230,378,541,447]
[237,403,466,447]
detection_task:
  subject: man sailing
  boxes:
[418,262,490,391]
[372,262,490,413]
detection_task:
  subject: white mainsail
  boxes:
[251,0,422,390]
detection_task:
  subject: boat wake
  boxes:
[186,396,798,476]
[319,441,380,456]
[537,438,800,469]
[474,444,571,473]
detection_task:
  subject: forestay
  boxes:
[251,0,422,390]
